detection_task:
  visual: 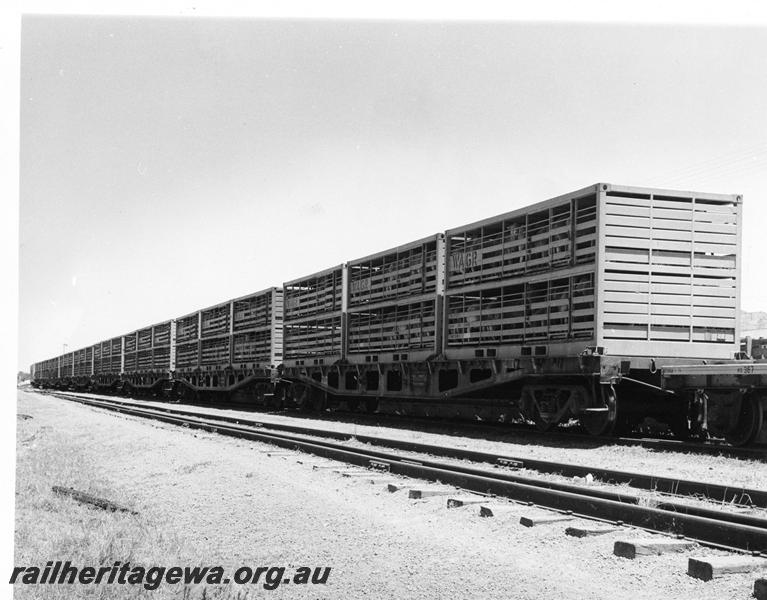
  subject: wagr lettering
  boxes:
[449,250,479,273]
[351,279,371,293]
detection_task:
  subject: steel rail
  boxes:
[65,396,767,529]
[44,390,767,508]
[39,387,767,461]
[49,391,767,553]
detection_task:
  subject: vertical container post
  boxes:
[435,233,446,355]
[169,320,177,374]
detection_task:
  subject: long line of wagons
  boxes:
[31,183,767,446]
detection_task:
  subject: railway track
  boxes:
[39,388,767,462]
[37,389,767,554]
[267,402,767,462]
[42,390,767,505]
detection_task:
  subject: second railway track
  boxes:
[39,389,767,554]
[39,389,767,461]
[42,390,767,506]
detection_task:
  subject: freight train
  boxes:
[30,183,767,446]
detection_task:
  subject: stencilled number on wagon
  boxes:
[351,278,370,293]
[737,365,755,374]
[450,250,479,273]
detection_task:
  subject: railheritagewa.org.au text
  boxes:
[10,561,331,591]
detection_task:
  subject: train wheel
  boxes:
[364,398,378,414]
[725,394,763,447]
[580,385,617,437]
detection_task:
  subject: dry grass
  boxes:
[14,414,237,599]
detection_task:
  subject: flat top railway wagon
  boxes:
[31,183,764,446]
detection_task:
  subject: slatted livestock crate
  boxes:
[30,356,59,387]
[171,287,283,402]
[121,320,174,394]
[49,357,59,380]
[283,266,344,362]
[342,235,444,407]
[91,337,123,390]
[92,342,102,377]
[281,265,346,408]
[346,234,443,360]
[59,352,74,385]
[280,183,742,436]
[70,346,93,390]
[48,356,60,382]
[446,183,740,433]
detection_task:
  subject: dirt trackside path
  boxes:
[14,390,757,600]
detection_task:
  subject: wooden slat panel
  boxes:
[653,228,693,242]
[605,236,651,249]
[652,240,693,253]
[651,198,693,210]
[692,328,735,342]
[603,325,648,339]
[652,264,695,276]
[691,316,736,328]
[606,196,652,207]
[285,269,343,320]
[695,222,737,235]
[692,296,737,308]
[650,326,689,340]
[604,291,649,303]
[605,204,651,217]
[651,208,693,220]
[652,250,691,266]
[693,284,737,297]
[694,242,737,254]
[175,342,199,369]
[695,255,736,268]
[695,231,736,244]
[152,347,170,370]
[605,247,650,263]
[651,293,694,305]
[693,306,736,318]
[602,302,649,313]
[604,270,650,282]
[653,218,692,231]
[651,304,691,316]
[605,215,651,229]
[694,211,737,224]
[604,281,650,293]
[651,315,691,326]
[603,312,650,324]
[234,292,272,332]
[650,282,691,294]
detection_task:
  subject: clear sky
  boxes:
[18,15,767,369]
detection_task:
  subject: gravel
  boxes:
[16,390,766,599]
[64,390,766,491]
